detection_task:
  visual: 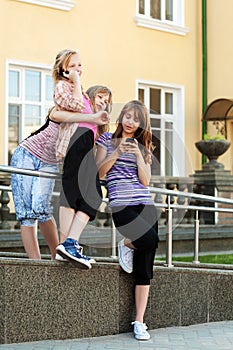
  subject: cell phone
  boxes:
[126,138,135,143]
[59,68,69,79]
[62,70,70,79]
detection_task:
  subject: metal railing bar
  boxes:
[1,188,233,214]
[1,164,233,206]
[168,204,233,213]
[149,186,233,205]
[0,165,60,179]
[165,196,173,267]
[193,210,200,264]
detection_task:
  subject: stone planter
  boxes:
[195,139,231,170]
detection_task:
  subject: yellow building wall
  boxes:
[0,0,208,176]
[207,0,233,173]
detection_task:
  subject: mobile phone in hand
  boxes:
[126,138,135,143]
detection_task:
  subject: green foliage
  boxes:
[156,254,233,264]
[203,133,226,140]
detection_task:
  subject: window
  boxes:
[135,0,189,35]
[7,62,54,164]
[11,0,75,11]
[137,81,185,176]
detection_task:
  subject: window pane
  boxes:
[138,88,145,103]
[9,70,20,98]
[8,104,20,163]
[25,105,41,127]
[25,70,41,101]
[165,129,173,176]
[165,93,173,114]
[165,121,173,129]
[139,0,145,14]
[150,88,161,114]
[150,0,160,19]
[150,118,161,128]
[152,129,161,175]
[45,106,51,116]
[166,0,173,21]
[46,75,54,101]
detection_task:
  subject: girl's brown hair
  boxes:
[86,85,113,137]
[112,100,154,162]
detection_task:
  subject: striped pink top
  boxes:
[20,119,60,164]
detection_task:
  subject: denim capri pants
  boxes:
[11,146,58,226]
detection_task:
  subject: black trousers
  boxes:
[60,127,102,221]
[112,204,159,285]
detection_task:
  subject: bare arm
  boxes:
[135,150,151,186]
[96,146,120,179]
[96,140,151,186]
[68,70,83,101]
[50,109,109,125]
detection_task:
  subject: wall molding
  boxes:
[11,0,75,11]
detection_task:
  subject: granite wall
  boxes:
[1,258,233,344]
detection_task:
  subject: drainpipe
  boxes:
[202,0,207,163]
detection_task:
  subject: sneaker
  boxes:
[55,253,67,261]
[56,241,96,264]
[118,239,133,273]
[56,238,92,269]
[131,321,150,341]
[78,245,96,264]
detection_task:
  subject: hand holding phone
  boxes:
[126,138,135,143]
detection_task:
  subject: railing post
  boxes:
[0,190,11,230]
[110,216,117,258]
[165,195,173,267]
[193,210,200,264]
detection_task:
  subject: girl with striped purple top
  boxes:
[96,100,159,341]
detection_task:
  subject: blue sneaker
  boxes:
[56,238,92,269]
[78,245,96,264]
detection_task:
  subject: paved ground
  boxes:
[1,321,233,349]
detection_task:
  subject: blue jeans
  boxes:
[11,146,58,226]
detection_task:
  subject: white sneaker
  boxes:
[131,321,150,341]
[118,239,133,273]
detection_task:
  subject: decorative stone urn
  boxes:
[195,139,231,170]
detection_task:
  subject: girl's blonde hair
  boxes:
[112,100,154,162]
[52,49,79,84]
[86,85,113,137]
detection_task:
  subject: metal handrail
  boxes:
[1,164,233,266]
[149,186,233,205]
[0,165,59,179]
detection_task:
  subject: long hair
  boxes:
[112,100,154,162]
[86,85,113,137]
[52,49,79,84]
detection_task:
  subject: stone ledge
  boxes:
[1,258,233,344]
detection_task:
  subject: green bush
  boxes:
[203,133,226,140]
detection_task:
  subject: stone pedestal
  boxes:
[191,168,233,224]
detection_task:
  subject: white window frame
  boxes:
[5,59,53,164]
[11,0,75,11]
[135,0,189,36]
[136,79,185,176]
